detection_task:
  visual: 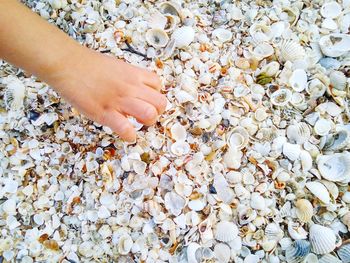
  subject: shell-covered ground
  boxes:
[1,0,350,262]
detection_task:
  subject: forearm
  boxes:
[0,0,83,83]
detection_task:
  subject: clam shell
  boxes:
[288,222,308,240]
[319,33,350,57]
[282,143,301,161]
[145,28,169,48]
[295,199,313,223]
[212,28,233,43]
[317,153,350,183]
[186,242,201,263]
[305,181,330,204]
[172,26,195,48]
[337,243,350,263]
[214,221,238,243]
[300,150,313,172]
[280,40,306,62]
[164,191,186,216]
[309,224,337,255]
[213,243,231,263]
[260,61,280,77]
[320,2,342,19]
[321,18,338,30]
[170,141,190,156]
[329,70,347,91]
[118,234,133,255]
[285,240,311,263]
[286,122,310,144]
[303,253,318,263]
[252,43,274,60]
[227,127,249,150]
[159,1,181,17]
[306,78,327,98]
[170,122,187,141]
[3,76,26,110]
[149,11,168,29]
[249,22,272,43]
[314,118,332,136]
[319,57,341,70]
[289,69,308,92]
[319,254,342,263]
[265,223,284,241]
[324,129,350,151]
[270,89,292,107]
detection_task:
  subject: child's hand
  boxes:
[51,49,167,142]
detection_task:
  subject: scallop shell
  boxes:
[337,243,350,263]
[319,33,350,57]
[286,122,310,144]
[270,89,292,107]
[213,243,231,263]
[159,1,181,17]
[289,69,308,92]
[317,153,350,183]
[309,224,336,255]
[214,221,238,243]
[329,70,347,91]
[227,127,249,150]
[212,28,233,43]
[314,118,332,136]
[285,240,311,263]
[252,43,274,60]
[319,254,342,263]
[320,1,342,19]
[3,77,26,110]
[280,40,306,62]
[305,181,330,204]
[295,199,313,223]
[172,26,195,48]
[282,143,301,161]
[265,223,284,241]
[145,28,169,48]
[186,242,201,263]
[306,78,327,98]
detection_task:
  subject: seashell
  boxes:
[145,28,169,48]
[329,70,347,91]
[164,15,179,32]
[170,141,190,156]
[118,234,133,255]
[288,222,308,240]
[286,122,310,144]
[314,118,332,136]
[289,69,307,92]
[250,192,265,211]
[320,2,342,19]
[270,89,292,107]
[186,242,201,263]
[324,129,350,151]
[172,26,195,48]
[317,153,350,183]
[2,199,16,215]
[282,7,300,26]
[249,22,272,43]
[319,34,350,57]
[309,224,336,255]
[170,122,187,141]
[252,43,274,60]
[265,223,284,241]
[213,243,231,263]
[319,57,341,70]
[223,148,242,169]
[321,18,338,30]
[337,243,350,263]
[159,1,181,17]
[148,11,168,29]
[285,240,311,263]
[162,38,176,59]
[212,28,233,43]
[164,191,186,216]
[303,253,318,263]
[227,127,249,150]
[306,181,330,204]
[282,143,301,161]
[280,40,306,62]
[3,76,26,110]
[306,78,327,98]
[260,61,280,77]
[319,254,342,263]
[238,207,257,225]
[295,199,313,223]
[214,221,238,243]
[300,150,313,172]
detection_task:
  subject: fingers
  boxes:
[136,86,167,115]
[119,98,158,126]
[142,70,162,91]
[100,110,136,142]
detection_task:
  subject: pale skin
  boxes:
[0,0,167,142]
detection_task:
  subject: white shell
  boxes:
[186,243,201,263]
[282,143,301,161]
[319,34,350,57]
[212,28,233,43]
[164,191,186,216]
[2,199,16,215]
[3,76,26,110]
[172,26,195,48]
[306,181,330,204]
[162,38,176,59]
[145,28,169,48]
[260,61,280,76]
[319,254,342,263]
[295,199,313,223]
[270,89,292,107]
[170,141,190,156]
[288,222,308,240]
[213,243,231,263]
[324,129,350,151]
[252,43,274,60]
[289,69,307,92]
[286,122,310,144]
[170,123,187,141]
[309,224,336,255]
[227,127,249,150]
[214,221,238,242]
[306,78,327,98]
[321,18,338,30]
[314,118,332,136]
[317,153,350,183]
[265,223,284,241]
[285,240,311,263]
[148,11,168,29]
[337,243,350,263]
[118,234,133,255]
[280,40,306,62]
[329,70,347,91]
[300,150,313,172]
[320,2,342,19]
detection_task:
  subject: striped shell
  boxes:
[295,199,313,223]
[309,224,337,255]
[285,240,311,263]
[214,221,238,242]
[280,40,306,62]
[337,243,350,263]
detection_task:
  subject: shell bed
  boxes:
[0,0,350,263]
